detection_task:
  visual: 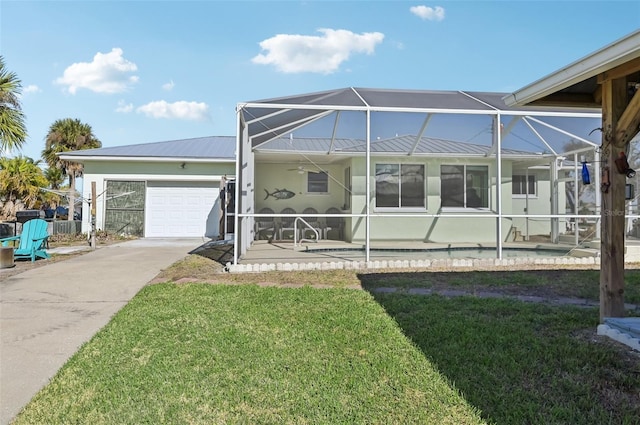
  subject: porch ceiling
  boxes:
[504,30,640,108]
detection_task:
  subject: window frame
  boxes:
[374,162,427,211]
[306,171,329,194]
[440,164,490,210]
[512,174,537,198]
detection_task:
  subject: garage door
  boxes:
[145,181,220,238]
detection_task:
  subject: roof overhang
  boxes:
[503,30,640,108]
[57,155,235,164]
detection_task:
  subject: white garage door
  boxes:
[145,181,220,238]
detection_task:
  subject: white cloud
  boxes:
[162,80,175,91]
[136,100,210,121]
[252,28,384,74]
[115,100,134,113]
[23,84,41,94]
[55,48,139,94]
[410,5,445,21]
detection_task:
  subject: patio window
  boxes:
[441,165,489,208]
[307,171,328,193]
[375,163,425,208]
[512,174,536,197]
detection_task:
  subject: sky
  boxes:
[1,0,639,163]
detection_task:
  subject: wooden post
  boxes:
[91,181,97,250]
[599,77,628,321]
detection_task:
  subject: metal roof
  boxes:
[239,87,601,149]
[257,135,546,158]
[60,136,236,161]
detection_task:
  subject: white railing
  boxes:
[294,217,319,246]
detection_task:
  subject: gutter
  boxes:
[57,155,235,164]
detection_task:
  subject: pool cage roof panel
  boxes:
[239,87,601,151]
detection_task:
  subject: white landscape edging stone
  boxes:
[226,255,602,273]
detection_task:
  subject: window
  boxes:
[440,165,489,208]
[375,163,425,208]
[307,171,328,193]
[512,174,536,196]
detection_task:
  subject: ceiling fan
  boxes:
[287,165,319,174]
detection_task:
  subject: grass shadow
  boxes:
[359,271,640,425]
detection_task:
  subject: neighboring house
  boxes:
[59,136,236,239]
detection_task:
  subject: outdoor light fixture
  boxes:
[614,152,636,178]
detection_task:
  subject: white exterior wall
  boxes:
[511,169,568,239]
[348,156,515,243]
[80,160,235,236]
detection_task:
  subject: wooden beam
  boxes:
[527,93,600,108]
[600,77,628,321]
[598,56,640,83]
[613,88,640,147]
[594,84,602,105]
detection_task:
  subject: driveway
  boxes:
[0,238,205,425]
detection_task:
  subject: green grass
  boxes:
[372,293,640,425]
[15,284,484,425]
[14,271,640,425]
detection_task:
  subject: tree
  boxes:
[0,56,27,154]
[41,166,65,210]
[0,156,47,220]
[42,118,101,221]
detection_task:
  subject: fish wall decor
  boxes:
[264,188,296,200]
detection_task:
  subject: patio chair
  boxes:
[0,218,50,262]
[324,207,344,240]
[255,207,276,240]
[278,207,298,240]
[301,207,323,241]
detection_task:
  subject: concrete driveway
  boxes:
[0,238,205,425]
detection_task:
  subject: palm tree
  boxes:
[0,56,27,154]
[41,166,65,211]
[42,118,101,221]
[0,156,47,220]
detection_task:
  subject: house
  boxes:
[252,134,578,243]
[60,89,600,252]
[59,136,236,239]
[235,88,602,262]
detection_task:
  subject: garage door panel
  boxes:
[145,182,220,238]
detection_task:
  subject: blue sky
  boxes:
[2,0,639,162]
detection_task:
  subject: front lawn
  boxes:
[15,284,484,424]
[13,272,640,424]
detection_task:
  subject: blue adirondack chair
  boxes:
[0,219,50,262]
